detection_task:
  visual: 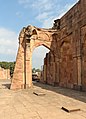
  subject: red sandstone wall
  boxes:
[0,67,10,80]
[41,0,86,91]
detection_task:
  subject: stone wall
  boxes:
[40,0,86,91]
[0,67,10,80]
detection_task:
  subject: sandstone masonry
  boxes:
[0,67,10,80]
[41,0,86,91]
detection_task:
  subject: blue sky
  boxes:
[0,0,78,69]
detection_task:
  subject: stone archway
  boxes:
[10,25,58,89]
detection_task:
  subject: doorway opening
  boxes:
[32,46,50,82]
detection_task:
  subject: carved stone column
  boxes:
[54,58,60,86]
[77,56,82,86]
[24,42,33,88]
[72,28,82,90]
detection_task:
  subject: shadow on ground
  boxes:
[2,84,11,89]
[33,81,86,103]
[0,79,11,89]
[1,80,86,103]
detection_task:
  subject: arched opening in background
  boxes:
[32,46,50,82]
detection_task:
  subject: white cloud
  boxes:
[18,0,29,4]
[42,16,54,28]
[36,12,49,21]
[37,0,78,28]
[33,0,78,28]
[32,0,53,11]
[18,0,78,28]
[16,12,22,18]
[0,28,18,60]
[18,0,30,8]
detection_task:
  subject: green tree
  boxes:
[32,68,41,73]
[32,68,36,73]
[36,69,41,72]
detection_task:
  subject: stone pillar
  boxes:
[51,62,55,85]
[76,29,82,90]
[44,65,47,82]
[54,59,60,86]
[43,57,47,83]
[72,28,82,90]
[24,42,32,88]
[11,37,25,89]
[72,57,78,85]
[77,56,82,86]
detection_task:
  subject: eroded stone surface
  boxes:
[0,67,10,80]
[41,0,86,91]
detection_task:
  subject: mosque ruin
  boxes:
[11,0,86,91]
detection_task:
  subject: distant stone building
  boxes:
[0,67,10,80]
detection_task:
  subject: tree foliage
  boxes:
[32,68,41,73]
[0,61,41,78]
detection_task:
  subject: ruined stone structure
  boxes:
[11,0,86,91]
[0,67,10,80]
[11,26,57,89]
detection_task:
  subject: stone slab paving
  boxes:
[0,80,86,119]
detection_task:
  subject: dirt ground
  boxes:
[0,80,86,119]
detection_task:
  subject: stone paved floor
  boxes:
[0,80,86,119]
